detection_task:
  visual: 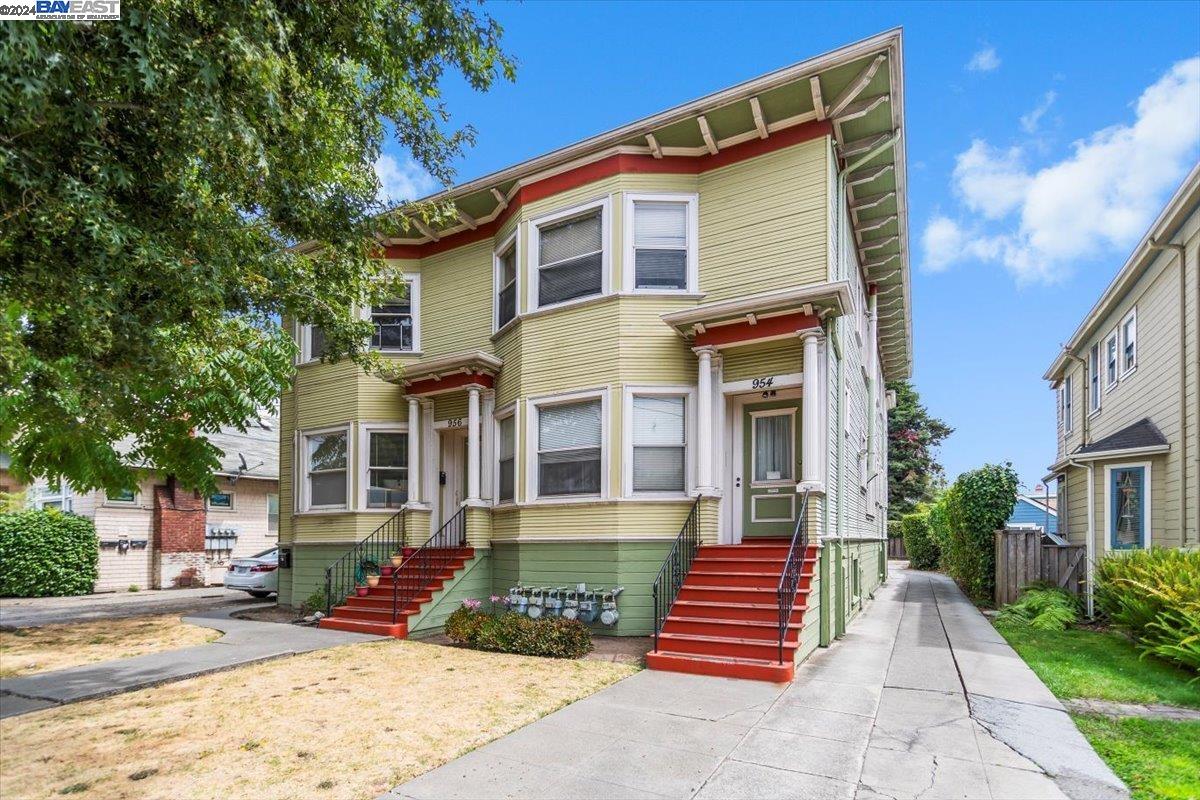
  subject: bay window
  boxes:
[630,394,687,494]
[532,200,607,309]
[368,277,419,353]
[302,428,349,510]
[625,194,697,292]
[366,431,408,509]
[497,413,516,503]
[534,396,603,498]
[495,236,518,331]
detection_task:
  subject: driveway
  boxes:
[0,587,256,628]
[388,566,1126,800]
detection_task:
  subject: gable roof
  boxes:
[1073,417,1169,458]
[206,412,280,481]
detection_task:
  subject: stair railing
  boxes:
[776,489,812,664]
[391,506,468,624]
[323,508,407,616]
[651,496,702,653]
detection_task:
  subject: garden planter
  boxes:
[390,555,404,567]
[355,586,369,597]
[366,575,380,588]
[380,566,394,577]
[403,547,416,557]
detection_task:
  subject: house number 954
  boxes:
[751,377,775,389]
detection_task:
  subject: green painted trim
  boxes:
[818,545,831,647]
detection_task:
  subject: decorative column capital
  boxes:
[692,345,718,359]
[797,327,824,344]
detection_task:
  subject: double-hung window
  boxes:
[299,324,327,363]
[1120,309,1137,375]
[532,200,607,309]
[303,429,349,510]
[630,394,687,494]
[1088,343,1101,414]
[365,430,407,509]
[495,236,518,331]
[368,277,419,352]
[1105,331,1119,388]
[497,413,516,503]
[625,194,698,292]
[1062,374,1073,434]
[535,397,603,497]
[1107,463,1149,550]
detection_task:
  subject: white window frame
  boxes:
[1062,374,1073,434]
[528,196,612,312]
[493,229,520,333]
[622,385,696,499]
[37,482,73,512]
[357,423,410,513]
[1104,329,1119,391]
[104,486,139,507]
[298,424,353,512]
[1104,460,1151,551]
[297,322,325,364]
[749,407,798,488]
[206,490,235,511]
[493,403,520,506]
[525,387,609,503]
[362,274,421,354]
[622,192,699,294]
[1088,343,1101,416]
[1119,308,1137,377]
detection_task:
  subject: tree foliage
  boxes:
[940,462,1018,602]
[886,380,953,519]
[0,1,514,494]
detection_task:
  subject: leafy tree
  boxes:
[886,380,953,519]
[1,2,514,494]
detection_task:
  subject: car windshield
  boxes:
[249,548,278,561]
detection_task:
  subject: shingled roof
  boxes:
[1073,418,1169,457]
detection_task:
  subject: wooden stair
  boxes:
[645,540,817,682]
[318,547,474,638]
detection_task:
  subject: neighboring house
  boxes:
[1008,493,1058,537]
[26,415,280,593]
[1044,163,1199,611]
[0,452,30,500]
[280,30,912,680]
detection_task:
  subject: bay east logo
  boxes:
[0,0,119,20]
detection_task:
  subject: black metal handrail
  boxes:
[776,489,812,663]
[651,496,702,652]
[391,506,468,624]
[323,508,407,616]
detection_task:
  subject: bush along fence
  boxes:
[0,509,100,597]
[994,527,1086,606]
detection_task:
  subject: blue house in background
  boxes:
[1007,491,1058,536]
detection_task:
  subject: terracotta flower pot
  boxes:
[380,565,394,577]
[403,547,416,557]
[390,555,404,567]
[366,575,380,588]
[355,586,370,597]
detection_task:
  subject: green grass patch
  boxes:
[1073,714,1200,800]
[997,623,1200,709]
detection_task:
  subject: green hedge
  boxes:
[900,506,939,570]
[0,510,99,597]
[445,604,593,659]
[940,464,1018,602]
[1096,549,1200,676]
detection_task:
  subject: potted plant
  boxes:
[380,564,394,578]
[363,562,381,588]
[403,546,416,557]
[355,585,370,597]
[390,551,404,568]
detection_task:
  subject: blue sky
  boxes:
[378,1,1200,492]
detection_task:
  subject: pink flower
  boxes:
[462,598,482,610]
[489,595,501,603]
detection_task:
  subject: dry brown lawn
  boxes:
[0,615,222,678]
[0,638,637,800]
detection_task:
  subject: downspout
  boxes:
[1065,457,1096,617]
[1148,237,1189,547]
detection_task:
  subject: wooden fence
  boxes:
[887,537,907,560]
[994,527,1086,606]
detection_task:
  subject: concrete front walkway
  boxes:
[388,567,1126,800]
[0,605,379,718]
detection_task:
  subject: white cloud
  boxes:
[922,56,1200,284]
[374,154,437,207]
[1019,91,1057,133]
[966,46,1000,73]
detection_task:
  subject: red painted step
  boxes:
[669,599,808,623]
[645,651,794,682]
[662,616,802,640]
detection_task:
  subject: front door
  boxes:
[439,430,468,527]
[741,399,802,538]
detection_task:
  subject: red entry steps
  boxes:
[645,540,817,682]
[318,548,474,638]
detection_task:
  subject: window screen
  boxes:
[538,210,603,306]
[632,395,685,492]
[538,399,602,496]
[634,201,688,290]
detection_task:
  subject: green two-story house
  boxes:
[278,30,913,681]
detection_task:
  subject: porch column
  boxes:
[694,346,716,493]
[799,329,826,494]
[467,386,481,502]
[407,396,422,505]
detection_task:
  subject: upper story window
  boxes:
[207,491,234,510]
[494,234,518,331]
[1120,308,1137,375]
[37,482,72,511]
[531,199,609,310]
[624,194,698,292]
[1105,331,1118,389]
[630,394,687,494]
[533,394,604,498]
[369,276,420,353]
[302,427,349,510]
[299,324,327,363]
[105,487,137,505]
[1088,343,1101,414]
[1062,374,1073,435]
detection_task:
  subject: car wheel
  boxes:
[248,591,273,599]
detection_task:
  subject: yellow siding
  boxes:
[420,240,495,360]
[434,393,469,422]
[722,339,804,383]
[489,501,693,542]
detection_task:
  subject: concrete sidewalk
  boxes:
[0,605,380,718]
[387,567,1126,800]
[0,587,255,628]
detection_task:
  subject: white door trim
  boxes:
[726,387,802,545]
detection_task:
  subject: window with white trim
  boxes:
[532,200,607,309]
[1062,374,1073,434]
[495,235,518,331]
[1120,309,1137,375]
[301,428,349,510]
[368,277,419,352]
[106,487,137,505]
[497,412,516,503]
[535,397,603,497]
[207,491,234,510]
[631,394,687,493]
[299,324,327,363]
[625,194,697,292]
[1105,331,1119,388]
[1088,343,1101,414]
[37,482,72,511]
[366,430,407,509]
[1107,463,1148,550]
[267,493,279,534]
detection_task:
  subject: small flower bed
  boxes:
[445,598,593,659]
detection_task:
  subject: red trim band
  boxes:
[405,371,495,396]
[694,312,820,348]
